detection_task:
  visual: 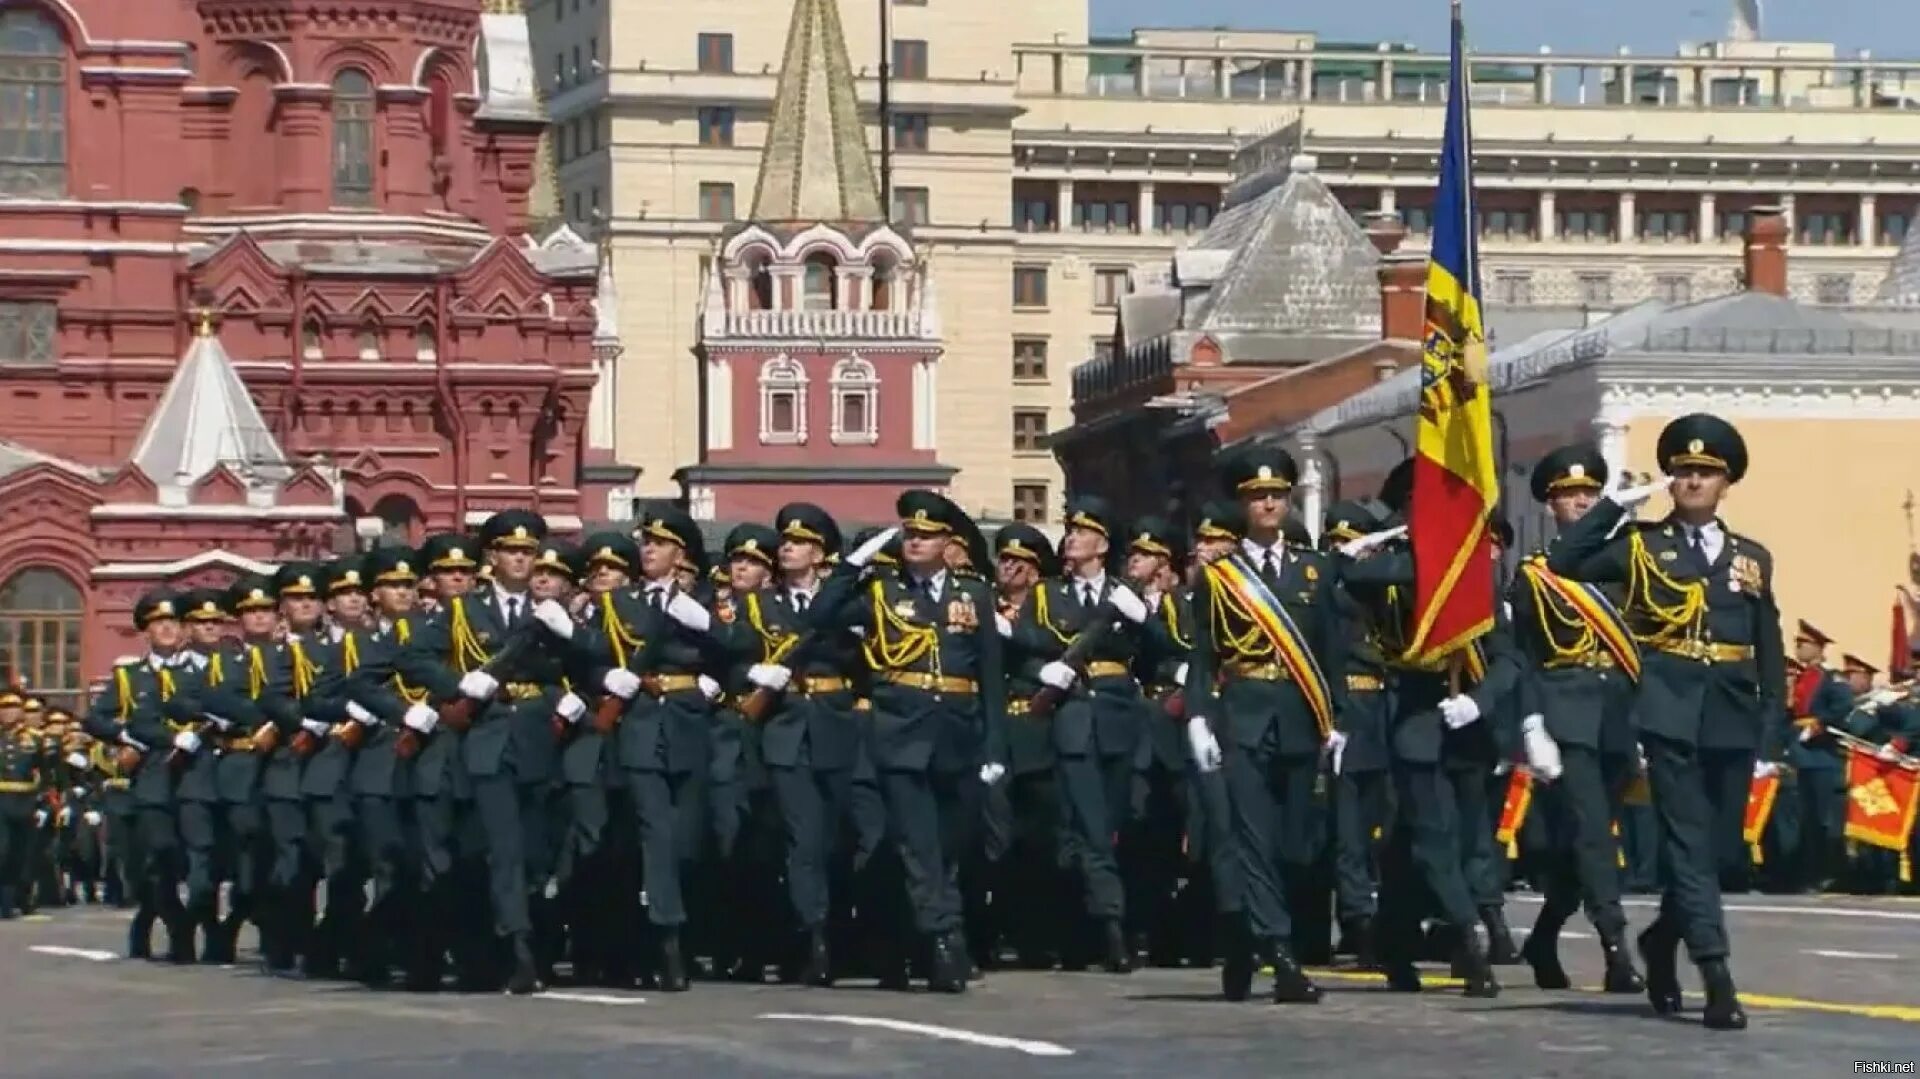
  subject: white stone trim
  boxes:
[1600,380,1920,421]
[912,358,936,451]
[758,353,808,446]
[0,198,187,214]
[90,504,342,519]
[90,549,276,579]
[829,354,879,446]
[0,239,188,255]
[183,213,492,242]
[706,357,734,451]
[461,512,584,531]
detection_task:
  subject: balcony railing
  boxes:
[711,307,934,340]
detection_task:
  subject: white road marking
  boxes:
[757,1012,1075,1057]
[1510,894,1920,923]
[1805,949,1902,961]
[29,945,118,962]
[538,990,648,1005]
[1559,930,1591,939]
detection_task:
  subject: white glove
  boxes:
[748,664,793,691]
[603,668,642,699]
[847,526,900,568]
[403,703,438,733]
[1325,730,1349,776]
[995,612,1013,638]
[1174,662,1189,686]
[532,598,574,639]
[83,810,101,827]
[556,692,587,724]
[1187,715,1223,773]
[697,674,722,701]
[33,809,47,828]
[1337,524,1407,559]
[118,730,148,751]
[1866,688,1902,709]
[1494,760,1514,776]
[203,713,233,732]
[1753,760,1780,779]
[666,592,712,633]
[57,806,72,826]
[1878,743,1903,763]
[173,730,201,754]
[1439,694,1481,730]
[979,762,1007,785]
[300,718,330,737]
[459,670,498,700]
[1608,476,1671,509]
[1520,714,1564,781]
[65,751,87,771]
[345,701,376,725]
[1107,584,1149,624]
[1039,661,1078,690]
[1798,721,1820,743]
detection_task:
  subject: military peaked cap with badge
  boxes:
[1843,653,1878,677]
[776,502,842,557]
[180,588,229,623]
[898,489,962,536]
[326,555,369,595]
[580,531,640,574]
[1192,500,1248,542]
[420,533,478,572]
[1657,412,1748,483]
[533,541,579,580]
[481,509,547,550]
[272,562,322,599]
[994,522,1059,577]
[227,575,276,613]
[365,546,419,586]
[1322,499,1386,545]
[640,505,703,557]
[1064,495,1119,540]
[1795,620,1833,648]
[1530,443,1609,503]
[953,511,993,576]
[1216,444,1297,498]
[724,523,781,567]
[1128,516,1182,564]
[133,589,183,628]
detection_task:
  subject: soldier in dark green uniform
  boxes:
[172,588,236,961]
[259,562,330,974]
[1507,444,1645,994]
[803,491,1009,993]
[1545,412,1784,1031]
[296,556,373,977]
[1778,626,1853,893]
[1119,517,1193,967]
[0,686,36,918]
[1184,447,1341,1004]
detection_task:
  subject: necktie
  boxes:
[1081,583,1097,609]
[1687,529,1706,563]
[506,596,521,624]
[649,588,666,613]
[1261,549,1278,581]
[794,592,811,614]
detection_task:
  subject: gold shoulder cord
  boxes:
[1160,593,1192,650]
[342,632,361,675]
[247,645,267,699]
[1034,586,1073,646]
[600,596,643,670]
[114,667,133,722]
[206,652,225,687]
[1204,569,1274,660]
[389,617,429,706]
[747,592,800,664]
[286,639,321,698]
[1520,558,1597,662]
[1623,531,1705,645]
[862,577,936,671]
[446,597,491,674]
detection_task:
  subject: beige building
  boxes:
[527,0,1920,524]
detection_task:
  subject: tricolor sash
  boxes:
[1204,552,1336,739]
[1495,766,1534,857]
[1523,560,1641,681]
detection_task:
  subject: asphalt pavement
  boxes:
[4,893,1918,1078]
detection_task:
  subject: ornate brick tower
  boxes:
[676,0,951,525]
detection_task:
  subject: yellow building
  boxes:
[528,0,1920,525]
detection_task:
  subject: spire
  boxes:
[749,0,884,224]
[130,315,292,498]
[1727,0,1761,42]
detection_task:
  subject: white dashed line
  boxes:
[1805,949,1902,961]
[1509,894,1920,923]
[29,945,119,962]
[538,990,648,1005]
[757,1012,1076,1057]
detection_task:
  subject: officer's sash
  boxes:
[1203,552,1335,739]
[1522,560,1641,682]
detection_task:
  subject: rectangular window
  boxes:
[1717,210,1749,239]
[892,112,929,152]
[697,32,734,74]
[0,301,57,366]
[1490,272,1532,306]
[892,39,928,80]
[1557,209,1615,240]
[1011,483,1050,524]
[1577,273,1614,305]
[1654,275,1693,304]
[1816,274,1853,304]
[891,186,930,225]
[1091,338,1114,363]
[1012,338,1048,381]
[1093,268,1129,308]
[766,390,799,438]
[1883,213,1911,246]
[698,182,735,221]
[1012,265,1048,308]
[697,107,734,147]
[1013,196,1055,232]
[1798,212,1853,246]
[1012,409,1049,453]
[1154,200,1214,233]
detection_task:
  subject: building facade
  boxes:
[0,0,613,707]
[532,0,1920,524]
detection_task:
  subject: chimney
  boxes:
[1362,210,1408,256]
[1378,253,1427,342]
[1742,205,1789,297]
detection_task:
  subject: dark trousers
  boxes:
[1531,747,1632,939]
[1127,762,1192,952]
[1453,765,1502,909]
[878,767,963,935]
[136,805,184,921]
[1793,768,1844,890]
[626,769,696,927]
[1644,736,1749,963]
[219,800,265,918]
[176,801,219,913]
[470,774,533,938]
[0,810,29,904]
[1220,747,1319,945]
[1332,767,1391,922]
[1378,763,1478,958]
[264,798,307,891]
[1056,751,1133,920]
[770,766,853,929]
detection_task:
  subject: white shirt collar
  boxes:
[1074,573,1106,595]
[910,568,949,598]
[1240,536,1288,562]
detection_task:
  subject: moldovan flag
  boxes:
[1494,767,1533,859]
[1843,740,1920,882]
[1406,0,1499,662]
[1743,769,1781,866]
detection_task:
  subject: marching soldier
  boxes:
[1778,628,1854,893]
[0,686,35,918]
[1507,444,1645,994]
[1545,412,1785,1031]
[260,563,329,974]
[174,588,240,961]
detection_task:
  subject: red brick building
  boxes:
[0,0,621,708]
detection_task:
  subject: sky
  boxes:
[1089,0,1903,57]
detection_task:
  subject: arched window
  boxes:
[0,568,82,713]
[800,254,837,311]
[357,321,380,360]
[331,69,376,207]
[0,10,68,198]
[748,263,773,311]
[830,355,878,444]
[301,318,323,359]
[427,70,454,159]
[758,353,807,444]
[871,259,895,312]
[414,321,436,361]
[373,494,423,546]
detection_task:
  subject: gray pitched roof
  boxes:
[129,325,292,496]
[0,439,100,483]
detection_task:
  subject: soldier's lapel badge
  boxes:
[893,598,920,622]
[1304,564,1319,582]
[1658,549,1678,562]
[947,594,979,632]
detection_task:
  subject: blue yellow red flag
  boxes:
[1406,0,1499,663]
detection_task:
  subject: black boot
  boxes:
[1637,923,1682,1014]
[1480,905,1520,965]
[1700,959,1747,1031]
[1521,928,1570,990]
[1268,943,1322,1004]
[1338,916,1378,970]
[1454,925,1500,999]
[199,905,233,965]
[1220,916,1254,1002]
[657,931,690,992]
[927,932,967,994]
[127,909,155,959]
[1100,918,1133,974]
[801,927,833,988]
[506,933,540,996]
[1599,927,1645,994]
[0,886,15,919]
